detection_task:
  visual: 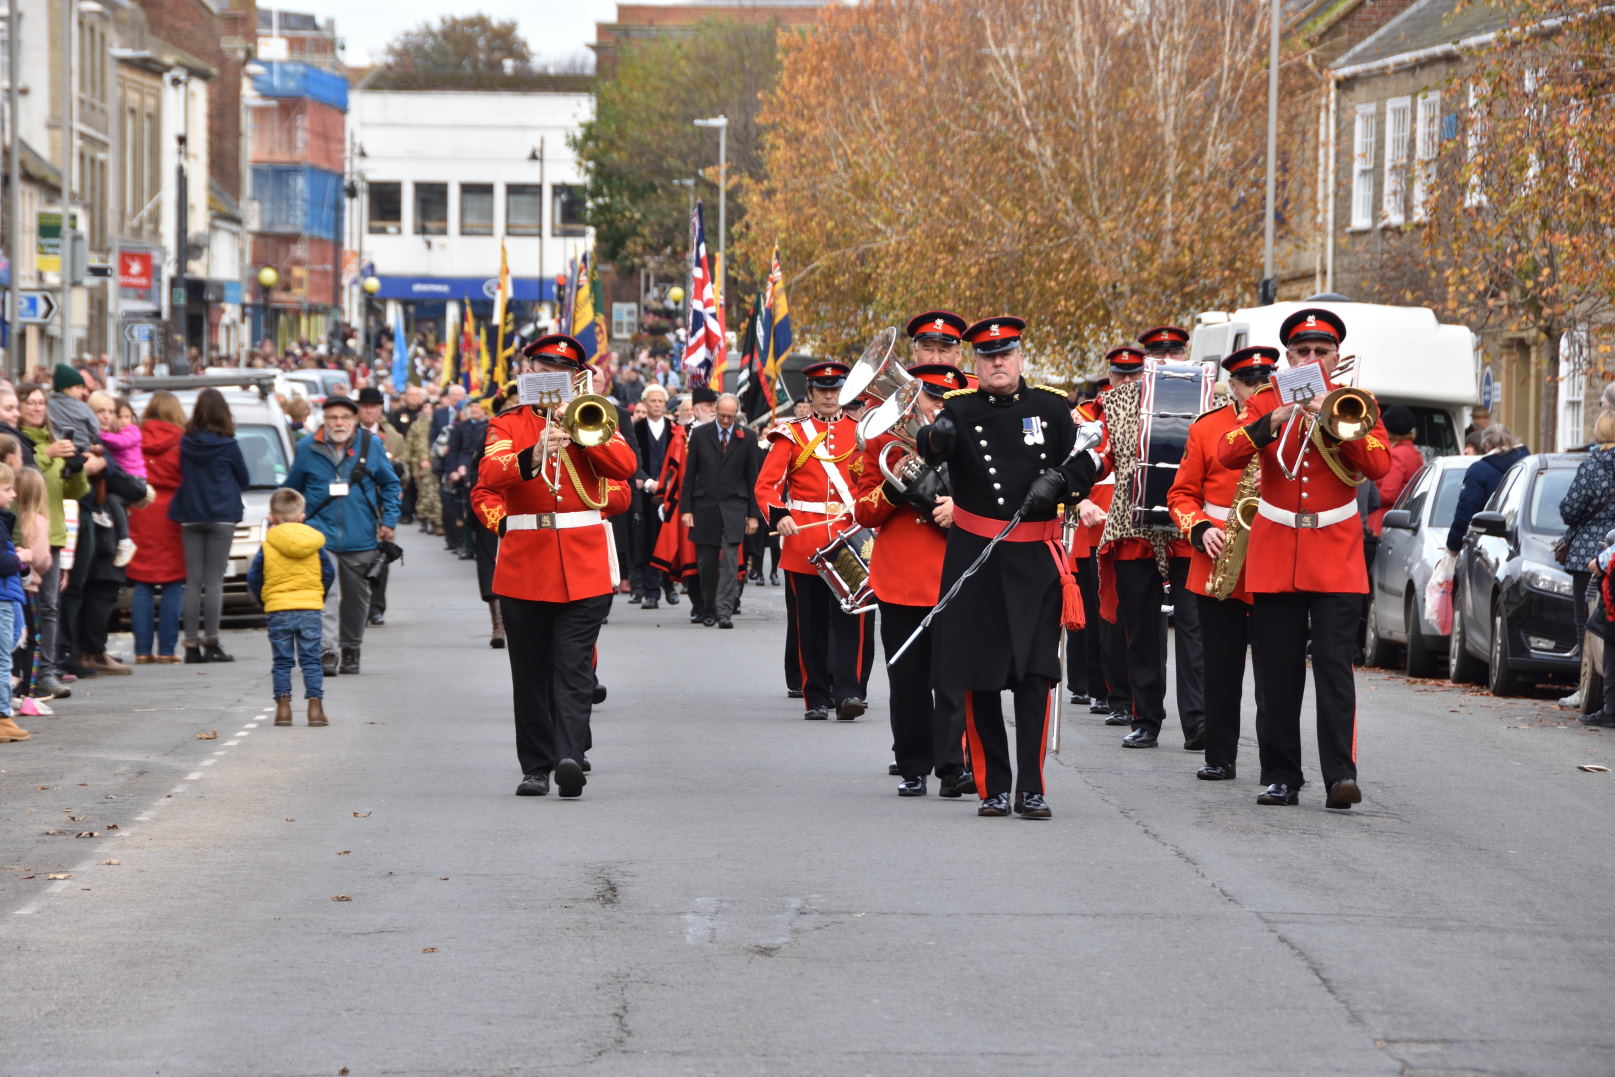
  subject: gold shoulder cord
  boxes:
[562,448,611,509]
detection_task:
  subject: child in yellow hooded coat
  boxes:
[248,488,337,727]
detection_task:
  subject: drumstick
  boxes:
[769,515,847,537]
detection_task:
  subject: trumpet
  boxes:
[1276,383,1379,479]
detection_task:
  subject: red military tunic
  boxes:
[852,431,946,606]
[1166,402,1253,603]
[1215,383,1391,594]
[478,405,639,603]
[753,414,861,575]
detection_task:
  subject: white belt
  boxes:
[1256,498,1357,529]
[505,510,603,531]
[1094,474,1116,487]
[1202,501,1229,522]
[786,499,844,515]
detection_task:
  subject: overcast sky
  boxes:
[315,0,627,67]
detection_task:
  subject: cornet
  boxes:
[530,370,618,494]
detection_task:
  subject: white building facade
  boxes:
[346,71,593,341]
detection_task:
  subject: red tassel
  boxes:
[1061,571,1085,630]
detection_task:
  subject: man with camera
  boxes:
[285,395,402,676]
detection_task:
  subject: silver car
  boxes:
[123,372,296,620]
[1364,454,1477,677]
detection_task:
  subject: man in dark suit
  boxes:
[681,392,762,628]
[633,384,678,609]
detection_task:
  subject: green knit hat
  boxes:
[53,363,85,392]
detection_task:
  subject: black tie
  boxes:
[721,428,730,452]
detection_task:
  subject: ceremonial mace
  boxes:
[887,420,1105,668]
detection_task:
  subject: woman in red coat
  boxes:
[127,392,188,662]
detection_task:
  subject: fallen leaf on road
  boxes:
[196,730,218,740]
[21,874,34,879]
[105,824,117,830]
[340,1068,350,1075]
[331,894,352,902]
[1577,764,1610,773]
[439,877,449,881]
[285,817,296,822]
[100,859,120,866]
[421,947,439,953]
[74,832,101,838]
[336,850,351,855]
[352,811,372,818]
[43,830,63,836]
[47,873,71,880]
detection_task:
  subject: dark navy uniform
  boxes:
[918,316,1097,815]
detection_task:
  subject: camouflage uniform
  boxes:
[404,414,440,530]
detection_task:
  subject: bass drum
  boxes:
[1131,359,1214,528]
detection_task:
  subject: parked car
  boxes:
[122,372,296,622]
[1365,455,1477,676]
[284,369,351,406]
[1448,453,1582,694]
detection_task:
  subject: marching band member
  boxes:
[905,310,969,367]
[854,361,974,798]
[1165,346,1277,782]
[478,334,639,800]
[1095,336,1205,750]
[1215,308,1390,809]
[918,317,1098,818]
[1069,386,1129,721]
[754,361,872,721]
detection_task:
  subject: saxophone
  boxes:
[1207,457,1261,600]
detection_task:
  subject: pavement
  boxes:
[5,526,1614,1076]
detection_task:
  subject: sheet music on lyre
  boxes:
[1272,363,1328,405]
[517,371,575,407]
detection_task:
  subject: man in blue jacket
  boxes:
[284,395,401,675]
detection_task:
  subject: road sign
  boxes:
[87,263,114,279]
[17,291,57,324]
[1481,365,1495,412]
[123,322,157,344]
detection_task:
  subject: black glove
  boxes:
[1020,468,1068,517]
[886,464,948,516]
[1247,411,1281,449]
[516,445,541,481]
[1189,520,1215,553]
[916,412,956,464]
[1058,449,1098,499]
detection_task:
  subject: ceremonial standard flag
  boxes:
[681,201,726,386]
[478,324,492,395]
[442,308,457,387]
[761,244,791,404]
[391,314,408,392]
[570,250,601,361]
[736,290,773,423]
[458,300,476,390]
[493,240,513,389]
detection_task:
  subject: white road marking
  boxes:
[199,759,216,767]
[185,772,202,780]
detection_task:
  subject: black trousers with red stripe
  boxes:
[1250,591,1359,789]
[787,570,872,711]
[1195,592,1266,771]
[964,678,1054,798]
[500,593,611,776]
[878,601,966,779]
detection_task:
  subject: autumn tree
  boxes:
[572,19,782,283]
[1421,0,1615,445]
[741,0,1299,374]
[383,15,533,74]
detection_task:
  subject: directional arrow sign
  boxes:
[17,291,57,324]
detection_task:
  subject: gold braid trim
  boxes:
[562,448,611,509]
[792,428,828,470]
[1310,425,1366,488]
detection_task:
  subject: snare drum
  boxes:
[809,524,877,615]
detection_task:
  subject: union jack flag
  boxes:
[681,200,726,386]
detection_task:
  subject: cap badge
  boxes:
[988,324,1000,337]
[1304,315,1317,328]
[933,318,945,329]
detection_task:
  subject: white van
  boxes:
[1190,299,1475,455]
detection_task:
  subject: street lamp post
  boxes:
[257,265,279,358]
[1261,0,1279,305]
[528,142,546,325]
[692,115,728,318]
[360,275,380,361]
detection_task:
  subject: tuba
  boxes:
[839,327,902,407]
[857,387,929,489]
[1206,458,1260,600]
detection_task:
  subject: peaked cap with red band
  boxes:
[965,315,1025,356]
[905,310,968,343]
[1279,307,1347,347]
[1106,345,1145,373]
[1221,345,1280,374]
[521,333,591,371]
[907,362,968,397]
[802,360,851,389]
[1138,325,1190,349]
